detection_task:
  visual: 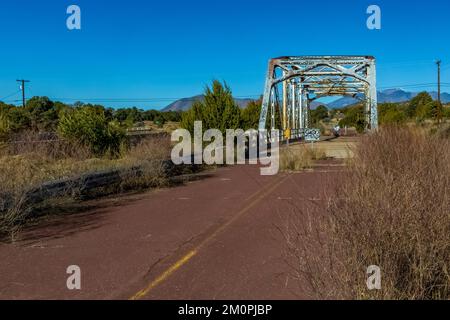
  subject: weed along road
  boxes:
[0,160,343,300]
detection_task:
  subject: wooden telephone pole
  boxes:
[16,79,30,107]
[437,60,441,103]
[436,60,442,123]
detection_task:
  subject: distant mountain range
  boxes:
[162,95,255,112]
[326,89,450,109]
[162,95,330,111]
[162,89,450,112]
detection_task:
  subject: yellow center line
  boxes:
[130,250,197,300]
[129,173,290,300]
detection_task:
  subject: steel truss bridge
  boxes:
[258,56,378,138]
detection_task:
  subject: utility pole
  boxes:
[437,60,441,104]
[436,60,442,123]
[16,79,30,107]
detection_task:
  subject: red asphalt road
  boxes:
[0,163,341,300]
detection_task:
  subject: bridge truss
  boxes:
[258,56,378,138]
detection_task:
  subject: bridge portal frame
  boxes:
[258,56,378,137]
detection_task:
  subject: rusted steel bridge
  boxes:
[258,56,378,138]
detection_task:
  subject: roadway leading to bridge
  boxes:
[0,158,344,300]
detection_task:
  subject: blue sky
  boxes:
[0,0,449,109]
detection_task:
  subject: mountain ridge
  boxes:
[162,89,450,112]
[327,89,450,109]
[162,95,255,112]
[162,95,329,111]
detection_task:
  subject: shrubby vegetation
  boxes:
[310,105,330,125]
[2,89,447,153]
[309,105,331,133]
[180,88,448,135]
[280,145,326,172]
[378,103,407,125]
[180,80,266,133]
[0,98,182,156]
[0,135,172,239]
[58,107,126,157]
[0,95,186,238]
[338,92,448,132]
[338,105,367,133]
[181,80,242,134]
[240,98,262,130]
[113,107,182,127]
[286,126,450,299]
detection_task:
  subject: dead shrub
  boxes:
[280,145,326,172]
[0,135,173,239]
[6,130,91,160]
[285,126,450,299]
[126,136,171,162]
[0,152,119,239]
[119,137,172,190]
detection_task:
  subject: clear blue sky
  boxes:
[0,0,449,109]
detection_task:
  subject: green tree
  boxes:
[339,105,366,133]
[221,100,241,132]
[162,111,182,122]
[0,111,10,139]
[407,92,433,118]
[443,106,450,118]
[311,105,329,125]
[379,103,407,125]
[25,96,57,130]
[154,114,166,128]
[0,102,31,132]
[126,107,144,124]
[427,100,443,121]
[114,108,132,122]
[8,107,31,131]
[143,110,160,121]
[240,99,261,130]
[0,102,11,114]
[180,101,204,134]
[180,80,241,134]
[202,80,240,132]
[54,101,69,116]
[58,106,126,157]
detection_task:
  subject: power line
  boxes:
[437,60,442,105]
[40,84,450,104]
[377,60,436,70]
[0,90,21,101]
[2,81,447,107]
[379,83,443,90]
[47,94,261,102]
[379,84,433,89]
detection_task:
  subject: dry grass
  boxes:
[435,123,450,139]
[118,137,172,190]
[285,126,450,300]
[140,121,180,133]
[0,135,172,239]
[5,131,92,159]
[280,145,327,172]
[0,154,112,238]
